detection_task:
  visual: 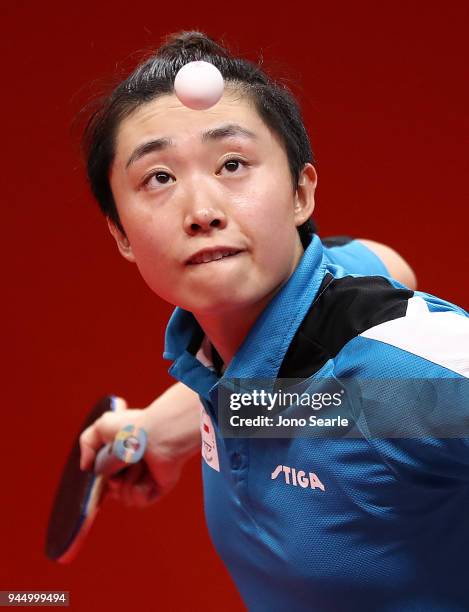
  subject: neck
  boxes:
[194,242,306,367]
[194,298,266,366]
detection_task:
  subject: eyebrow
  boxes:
[125,123,258,169]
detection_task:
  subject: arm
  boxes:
[357,238,417,290]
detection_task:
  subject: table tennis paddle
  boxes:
[45,395,147,563]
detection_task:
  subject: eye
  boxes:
[219,157,249,175]
[142,171,174,190]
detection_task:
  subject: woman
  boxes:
[80,31,468,611]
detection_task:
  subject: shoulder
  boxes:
[279,272,469,379]
[334,282,469,378]
[322,236,390,278]
[355,238,417,289]
[322,235,417,289]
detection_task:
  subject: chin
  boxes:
[183,283,277,316]
[183,297,246,315]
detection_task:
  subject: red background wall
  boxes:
[3,2,468,610]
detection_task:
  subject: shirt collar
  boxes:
[163,234,327,396]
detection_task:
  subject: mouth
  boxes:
[186,248,244,265]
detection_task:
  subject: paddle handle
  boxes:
[94,425,147,477]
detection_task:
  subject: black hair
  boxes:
[81,30,317,247]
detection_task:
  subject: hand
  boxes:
[79,396,186,508]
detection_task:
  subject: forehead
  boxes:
[113,90,281,162]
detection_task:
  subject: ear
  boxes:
[106,217,136,263]
[293,163,317,226]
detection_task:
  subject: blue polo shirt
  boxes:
[164,236,469,611]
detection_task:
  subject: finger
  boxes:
[79,399,133,470]
[133,474,160,506]
[80,398,128,455]
[123,471,160,508]
[105,465,161,507]
[112,396,128,412]
[104,461,145,503]
[105,478,123,501]
[116,463,159,507]
[118,462,146,505]
[116,460,145,487]
[79,412,118,470]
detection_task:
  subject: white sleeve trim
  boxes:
[360,296,469,378]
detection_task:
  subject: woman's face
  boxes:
[108,89,316,316]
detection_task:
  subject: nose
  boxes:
[183,206,227,236]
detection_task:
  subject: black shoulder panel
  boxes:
[278,274,414,378]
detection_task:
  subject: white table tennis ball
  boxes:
[174,61,225,110]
